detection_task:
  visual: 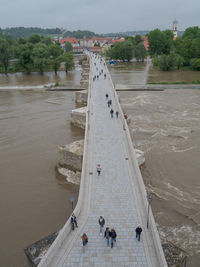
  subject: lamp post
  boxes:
[147,194,152,229]
[69,196,75,211]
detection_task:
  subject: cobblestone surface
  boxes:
[62,56,152,267]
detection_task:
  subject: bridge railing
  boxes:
[38,54,93,267]
[104,61,167,267]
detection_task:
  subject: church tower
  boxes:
[173,19,178,39]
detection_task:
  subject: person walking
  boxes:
[72,213,78,228]
[107,100,110,108]
[135,224,142,241]
[81,233,88,252]
[116,111,119,119]
[98,216,105,235]
[110,109,114,118]
[110,228,117,248]
[104,227,111,246]
[97,164,101,176]
[104,73,106,79]
[105,93,109,100]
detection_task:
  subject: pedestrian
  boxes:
[97,164,101,176]
[98,216,105,235]
[72,213,78,228]
[104,73,106,79]
[116,111,119,118]
[101,69,103,73]
[107,100,110,108]
[135,224,142,241]
[110,109,114,118]
[110,228,117,248]
[110,99,112,106]
[97,75,99,80]
[105,93,109,100]
[70,215,75,230]
[104,227,111,246]
[81,233,88,252]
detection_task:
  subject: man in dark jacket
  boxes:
[104,227,111,246]
[98,216,105,235]
[110,228,117,248]
[135,224,142,241]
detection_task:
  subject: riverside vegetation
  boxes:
[0,33,74,74]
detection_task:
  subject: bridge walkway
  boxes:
[59,56,162,267]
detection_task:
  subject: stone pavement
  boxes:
[61,56,157,267]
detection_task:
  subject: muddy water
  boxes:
[0,60,82,88]
[118,90,200,266]
[148,67,200,83]
[108,62,147,86]
[0,90,83,266]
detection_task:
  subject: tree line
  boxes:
[148,26,200,71]
[0,34,74,74]
[0,27,63,39]
[106,35,147,62]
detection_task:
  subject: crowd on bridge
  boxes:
[70,52,143,254]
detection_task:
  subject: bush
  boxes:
[191,58,200,71]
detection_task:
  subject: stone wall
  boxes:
[59,140,84,172]
[70,107,86,129]
[75,90,88,106]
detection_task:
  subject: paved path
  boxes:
[60,56,159,267]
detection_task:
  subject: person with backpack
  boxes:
[98,216,105,235]
[110,228,117,248]
[110,109,114,118]
[116,111,119,119]
[135,224,142,241]
[81,233,88,252]
[104,227,111,246]
[96,164,101,176]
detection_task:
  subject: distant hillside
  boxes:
[63,30,99,38]
[0,27,63,39]
[102,30,184,37]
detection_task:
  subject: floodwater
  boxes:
[0,90,83,266]
[118,90,200,266]
[148,67,200,83]
[108,62,148,86]
[0,59,82,89]
[109,63,200,265]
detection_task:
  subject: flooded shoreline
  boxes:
[1,62,200,266]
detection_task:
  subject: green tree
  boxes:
[29,34,41,44]
[62,52,74,72]
[64,41,73,52]
[107,41,134,61]
[135,35,142,45]
[32,43,49,74]
[48,43,63,74]
[148,29,174,55]
[191,58,200,71]
[183,26,200,39]
[0,38,11,74]
[15,43,33,73]
[135,43,146,61]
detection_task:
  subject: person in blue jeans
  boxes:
[110,228,117,248]
[135,224,142,241]
[104,227,111,246]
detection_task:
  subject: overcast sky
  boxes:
[0,0,199,33]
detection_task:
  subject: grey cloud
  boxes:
[0,0,199,32]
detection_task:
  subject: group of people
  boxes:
[99,216,117,249]
[78,53,143,253]
[79,215,143,252]
[105,94,119,119]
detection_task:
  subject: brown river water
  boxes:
[0,62,200,266]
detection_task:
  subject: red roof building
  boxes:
[141,36,149,51]
[89,46,102,53]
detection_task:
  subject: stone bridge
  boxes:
[38,54,167,267]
